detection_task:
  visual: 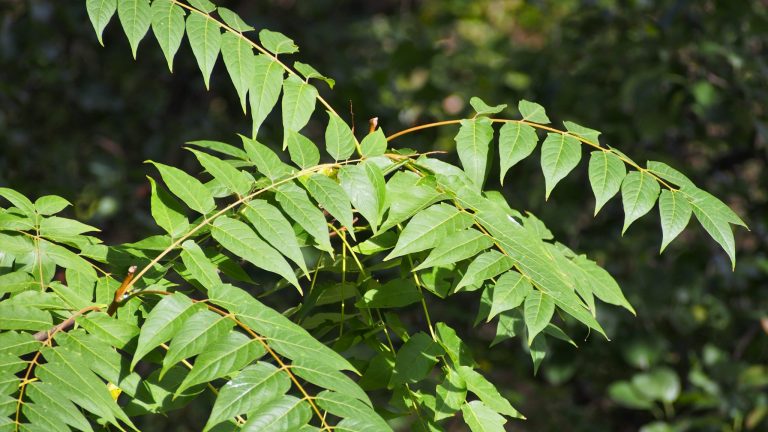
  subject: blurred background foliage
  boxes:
[1,0,767,430]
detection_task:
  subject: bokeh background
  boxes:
[1,0,766,431]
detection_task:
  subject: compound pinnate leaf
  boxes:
[540,132,582,200]
[359,279,421,309]
[523,290,555,344]
[221,32,256,112]
[212,216,301,292]
[588,151,626,215]
[282,75,318,134]
[518,99,550,123]
[132,293,201,369]
[242,199,308,276]
[462,400,507,432]
[150,0,185,71]
[498,122,538,185]
[86,0,117,46]
[259,29,299,54]
[186,12,221,90]
[325,112,356,161]
[435,367,467,421]
[621,171,661,234]
[204,362,289,431]
[455,117,494,190]
[117,0,151,58]
[386,203,473,260]
[658,189,692,252]
[488,271,532,321]
[148,161,215,214]
[250,55,284,137]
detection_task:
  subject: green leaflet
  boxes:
[518,99,550,124]
[315,391,393,431]
[435,367,467,421]
[386,203,474,260]
[180,240,222,289]
[217,7,253,32]
[250,55,284,137]
[621,171,661,234]
[456,250,514,291]
[523,290,555,344]
[0,331,39,356]
[204,362,290,431]
[26,382,95,432]
[188,0,215,13]
[148,161,215,214]
[302,173,356,238]
[275,181,333,252]
[529,336,547,374]
[259,29,299,54]
[150,0,185,72]
[117,0,151,59]
[241,135,293,180]
[389,332,444,387]
[462,400,507,432]
[380,171,447,232]
[242,199,308,276]
[176,331,266,395]
[242,395,311,431]
[0,272,36,295]
[435,322,474,367]
[86,0,117,46]
[290,357,372,406]
[294,62,335,88]
[454,117,494,191]
[474,205,606,336]
[208,283,356,372]
[211,216,301,292]
[487,271,532,321]
[540,132,582,199]
[360,128,387,158]
[0,304,52,331]
[161,309,233,378]
[682,185,744,269]
[414,228,493,271]
[588,151,626,215]
[563,121,601,144]
[358,279,421,309]
[76,312,139,349]
[470,96,507,116]
[498,122,538,185]
[646,160,696,188]
[286,130,320,168]
[572,255,635,315]
[658,189,692,252]
[338,162,386,233]
[282,75,318,134]
[0,187,36,215]
[132,293,202,369]
[187,139,248,160]
[34,195,71,215]
[186,12,221,90]
[457,365,524,419]
[221,32,255,112]
[325,111,357,160]
[188,148,251,196]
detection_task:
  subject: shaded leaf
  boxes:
[414,228,493,271]
[275,181,332,252]
[523,290,555,344]
[242,199,308,276]
[488,271,532,321]
[456,250,514,291]
[462,400,507,432]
